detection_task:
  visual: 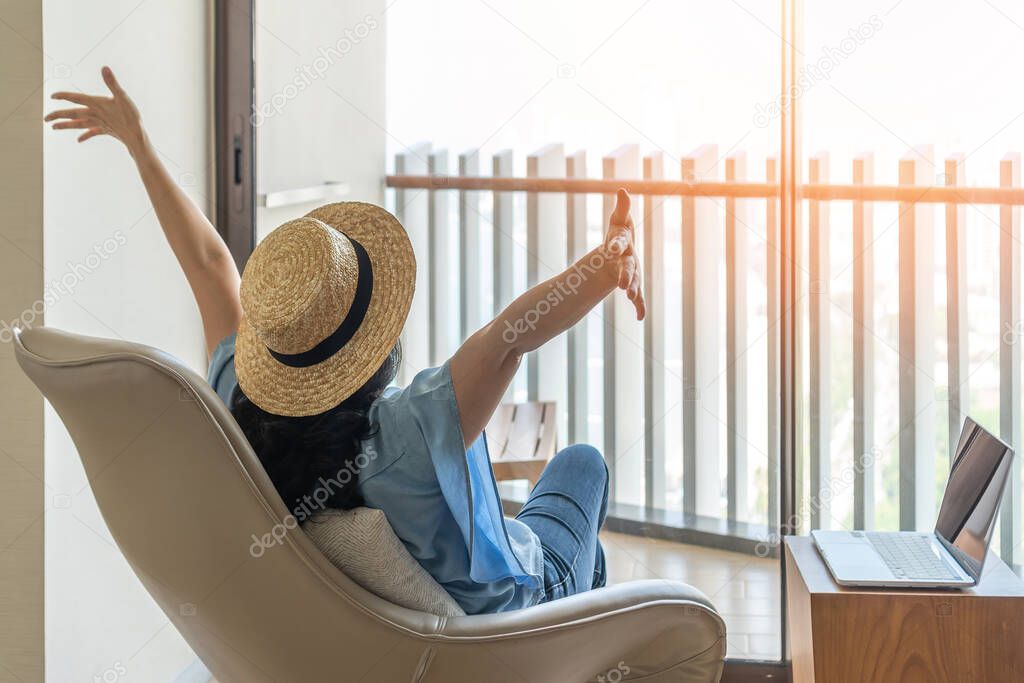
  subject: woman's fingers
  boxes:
[604,227,629,256]
[101,66,126,98]
[605,191,640,312]
[609,188,631,226]
[633,291,646,320]
[605,190,635,254]
[52,118,100,130]
[51,91,102,106]
[49,69,145,152]
[604,222,636,256]
[77,128,105,143]
[44,107,92,122]
[618,253,636,290]
[603,191,645,318]
[626,263,642,300]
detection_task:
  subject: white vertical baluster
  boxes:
[898,146,935,531]
[681,144,721,519]
[527,144,567,444]
[492,150,515,314]
[999,152,1021,565]
[726,151,749,522]
[808,152,830,529]
[428,150,450,366]
[945,154,968,460]
[394,143,432,382]
[643,151,666,510]
[853,152,875,530]
[459,150,483,340]
[492,150,516,402]
[603,144,643,505]
[566,151,589,445]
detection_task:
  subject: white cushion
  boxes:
[304,507,465,617]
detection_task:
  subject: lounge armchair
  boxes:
[14,326,726,682]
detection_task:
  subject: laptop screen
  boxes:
[934,418,1013,578]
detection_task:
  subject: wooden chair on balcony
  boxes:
[485,401,557,489]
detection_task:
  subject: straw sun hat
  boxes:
[235,202,416,416]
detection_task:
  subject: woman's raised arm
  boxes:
[46,67,242,355]
[449,189,644,448]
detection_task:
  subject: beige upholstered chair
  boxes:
[15,327,726,683]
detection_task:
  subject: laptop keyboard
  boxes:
[866,533,958,580]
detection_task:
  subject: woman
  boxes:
[47,67,646,615]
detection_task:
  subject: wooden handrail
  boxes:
[387,174,776,197]
[385,174,1024,205]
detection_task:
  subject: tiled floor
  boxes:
[600,530,782,661]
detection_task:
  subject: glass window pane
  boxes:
[802,0,1024,564]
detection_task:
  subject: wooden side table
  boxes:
[785,536,1024,683]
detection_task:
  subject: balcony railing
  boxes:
[386,142,1023,566]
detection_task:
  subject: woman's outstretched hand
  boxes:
[45,65,243,353]
[45,66,147,154]
[603,189,646,320]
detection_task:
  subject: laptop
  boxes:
[812,417,1014,588]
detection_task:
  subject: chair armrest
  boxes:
[423,580,726,682]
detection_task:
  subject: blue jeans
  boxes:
[515,444,609,602]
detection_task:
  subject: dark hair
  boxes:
[230,343,401,520]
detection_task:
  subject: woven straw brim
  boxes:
[235,202,415,416]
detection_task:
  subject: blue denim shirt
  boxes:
[207,333,544,614]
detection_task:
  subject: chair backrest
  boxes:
[485,401,557,461]
[14,327,441,681]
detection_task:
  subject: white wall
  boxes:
[42,1,209,679]
[4,2,392,678]
[253,0,387,242]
